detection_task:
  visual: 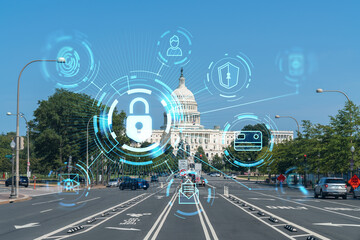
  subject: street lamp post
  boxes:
[275,115,300,134]
[351,146,355,178]
[86,115,96,185]
[316,88,354,177]
[14,58,65,198]
[10,139,16,198]
[7,112,30,178]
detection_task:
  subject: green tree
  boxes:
[31,89,127,173]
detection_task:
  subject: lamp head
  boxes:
[6,112,12,116]
[316,88,323,93]
[57,57,66,63]
[275,115,280,118]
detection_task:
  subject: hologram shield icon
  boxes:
[218,62,240,89]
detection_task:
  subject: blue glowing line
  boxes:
[160,31,170,38]
[174,214,186,219]
[174,57,188,65]
[201,91,298,115]
[60,203,76,207]
[120,159,153,166]
[176,210,202,216]
[207,188,211,203]
[155,79,173,94]
[236,55,252,76]
[167,179,173,197]
[237,115,258,120]
[122,143,159,153]
[127,88,152,95]
[220,94,236,98]
[76,163,90,186]
[158,52,168,63]
[234,160,263,167]
[108,99,118,126]
[55,83,78,88]
[177,30,192,45]
[97,92,106,107]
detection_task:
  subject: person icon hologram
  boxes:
[166,35,182,57]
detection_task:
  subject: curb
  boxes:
[0,194,32,205]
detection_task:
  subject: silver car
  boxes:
[314,177,347,199]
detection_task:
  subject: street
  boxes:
[0,177,359,240]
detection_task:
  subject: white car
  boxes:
[224,174,237,179]
[210,173,220,177]
[108,178,120,187]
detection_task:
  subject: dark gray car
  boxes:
[314,177,347,199]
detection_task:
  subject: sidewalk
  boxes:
[0,193,31,205]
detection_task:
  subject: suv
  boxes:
[5,176,29,187]
[314,177,347,199]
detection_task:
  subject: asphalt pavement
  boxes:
[0,177,359,240]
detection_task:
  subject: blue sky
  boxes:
[1,0,360,135]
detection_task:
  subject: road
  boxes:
[0,177,359,240]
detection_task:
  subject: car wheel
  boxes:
[342,195,347,200]
[334,196,338,199]
[131,185,136,190]
[120,185,124,190]
[143,187,148,190]
[320,190,325,199]
[314,190,318,198]
[353,193,357,199]
[5,183,9,187]
[24,184,28,188]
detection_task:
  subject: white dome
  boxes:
[170,69,203,129]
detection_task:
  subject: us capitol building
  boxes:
[147,70,293,160]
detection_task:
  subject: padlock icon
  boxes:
[126,97,152,143]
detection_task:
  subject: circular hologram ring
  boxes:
[205,52,253,101]
[92,71,184,165]
[55,162,91,208]
[42,30,100,93]
[222,113,277,168]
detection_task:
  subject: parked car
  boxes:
[224,174,237,179]
[108,178,120,187]
[209,172,220,177]
[314,177,347,199]
[151,176,158,182]
[353,186,360,199]
[119,178,138,190]
[5,176,29,187]
[136,178,149,190]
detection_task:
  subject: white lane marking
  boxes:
[75,197,100,204]
[292,234,312,238]
[248,198,275,201]
[206,183,216,188]
[220,195,294,240]
[144,191,178,240]
[15,222,40,229]
[106,227,141,231]
[32,198,64,205]
[196,194,219,240]
[266,206,308,210]
[254,191,360,221]
[34,193,148,240]
[313,222,360,227]
[40,209,53,213]
[195,196,211,240]
[225,194,330,240]
[324,207,360,211]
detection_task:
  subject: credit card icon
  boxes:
[234,131,262,151]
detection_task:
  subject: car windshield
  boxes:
[325,179,346,184]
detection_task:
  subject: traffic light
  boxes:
[199,154,203,159]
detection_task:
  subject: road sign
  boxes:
[277,174,286,182]
[178,159,188,171]
[5,154,12,159]
[348,175,360,189]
